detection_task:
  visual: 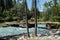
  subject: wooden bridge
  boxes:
[4,22,60,28]
[29,22,60,24]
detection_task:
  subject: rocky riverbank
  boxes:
[18,35,60,40]
[17,30,60,40]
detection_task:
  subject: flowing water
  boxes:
[0,24,50,37]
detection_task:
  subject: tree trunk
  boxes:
[35,0,37,36]
[32,0,37,36]
[24,0,30,37]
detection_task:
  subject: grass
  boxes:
[0,23,7,27]
[0,21,19,27]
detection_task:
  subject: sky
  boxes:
[26,0,51,11]
[17,0,51,11]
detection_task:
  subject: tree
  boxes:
[32,0,37,36]
[0,0,15,12]
[0,0,16,22]
[43,0,60,22]
[23,0,30,37]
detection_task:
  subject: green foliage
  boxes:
[0,0,34,22]
[43,0,60,22]
[0,0,60,23]
[0,17,4,23]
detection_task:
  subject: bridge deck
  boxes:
[29,22,60,24]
